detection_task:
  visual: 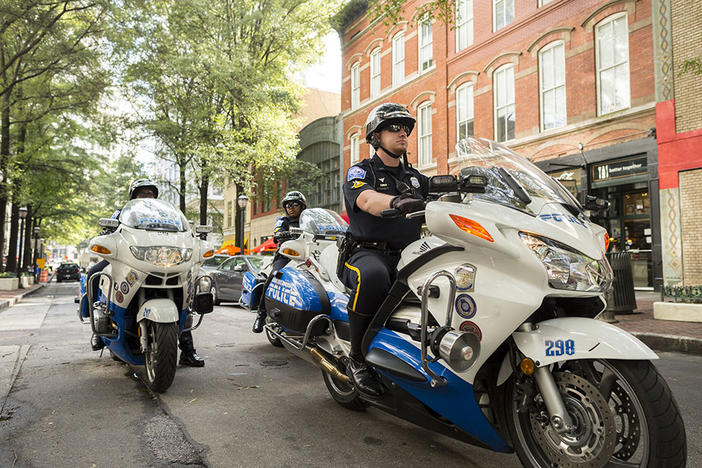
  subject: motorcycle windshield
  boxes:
[455,137,584,217]
[119,199,190,232]
[299,208,348,236]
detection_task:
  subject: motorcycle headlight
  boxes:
[130,246,193,267]
[519,232,613,292]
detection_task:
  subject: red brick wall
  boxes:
[340,0,655,177]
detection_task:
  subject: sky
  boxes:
[298,32,342,93]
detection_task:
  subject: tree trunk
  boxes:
[0,89,10,272]
[199,160,209,226]
[6,201,19,273]
[22,207,33,271]
[235,182,243,252]
[179,157,186,212]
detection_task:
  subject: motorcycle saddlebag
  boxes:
[263,267,330,335]
[241,271,265,311]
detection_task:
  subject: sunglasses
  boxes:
[286,201,302,208]
[384,124,411,134]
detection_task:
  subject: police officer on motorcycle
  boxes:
[340,103,428,396]
[252,190,307,333]
[86,178,205,367]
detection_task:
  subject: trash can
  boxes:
[604,252,637,314]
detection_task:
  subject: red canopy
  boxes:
[251,237,277,254]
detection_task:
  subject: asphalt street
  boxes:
[1,282,700,467]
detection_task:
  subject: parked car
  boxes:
[56,262,81,282]
[198,254,231,278]
[211,255,271,306]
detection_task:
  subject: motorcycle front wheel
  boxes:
[144,322,178,393]
[505,359,686,468]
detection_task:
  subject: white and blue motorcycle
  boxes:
[78,198,215,392]
[241,138,686,467]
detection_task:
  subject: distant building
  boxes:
[339,0,659,289]
[223,88,342,250]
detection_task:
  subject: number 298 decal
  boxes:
[545,339,575,357]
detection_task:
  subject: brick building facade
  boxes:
[652,0,702,288]
[339,0,661,288]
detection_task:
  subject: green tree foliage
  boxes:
[115,0,340,228]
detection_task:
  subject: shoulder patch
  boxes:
[274,218,284,228]
[346,166,367,182]
[351,180,366,189]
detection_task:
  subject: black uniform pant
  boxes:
[258,255,291,313]
[340,248,400,361]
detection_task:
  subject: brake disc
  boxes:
[530,372,617,468]
[610,384,641,460]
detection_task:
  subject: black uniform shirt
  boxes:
[272,215,300,262]
[343,154,429,250]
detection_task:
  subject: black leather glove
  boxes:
[390,194,425,214]
[274,231,293,243]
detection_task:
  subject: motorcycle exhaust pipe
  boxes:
[308,347,350,384]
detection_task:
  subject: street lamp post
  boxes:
[33,226,40,282]
[17,206,28,289]
[237,194,249,255]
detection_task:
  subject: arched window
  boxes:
[493,64,515,142]
[456,83,474,140]
[417,101,433,166]
[370,48,381,99]
[596,13,630,115]
[351,62,360,109]
[392,32,405,87]
[539,41,566,130]
[456,0,473,52]
[350,134,360,165]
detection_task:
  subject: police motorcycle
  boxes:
[77,198,215,393]
[241,138,686,467]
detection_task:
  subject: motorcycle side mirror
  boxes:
[195,225,213,234]
[98,218,119,228]
[458,172,488,193]
[584,195,610,211]
[428,175,458,193]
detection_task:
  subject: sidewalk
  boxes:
[611,290,702,355]
[0,282,48,311]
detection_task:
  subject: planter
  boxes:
[0,277,19,290]
[20,276,34,288]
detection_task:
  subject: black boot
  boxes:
[252,308,266,333]
[179,330,205,367]
[347,356,382,397]
[91,334,104,351]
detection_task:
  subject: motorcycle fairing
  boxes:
[368,328,511,453]
[241,271,264,310]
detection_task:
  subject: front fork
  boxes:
[518,323,575,434]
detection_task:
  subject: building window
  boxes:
[456,83,474,140]
[370,47,381,99]
[493,0,514,31]
[226,201,233,228]
[539,41,566,130]
[596,13,630,115]
[417,102,432,167]
[456,0,473,52]
[418,16,433,72]
[350,134,360,165]
[494,64,515,142]
[351,62,360,109]
[392,32,405,87]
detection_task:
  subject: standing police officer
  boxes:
[252,190,307,333]
[340,103,428,396]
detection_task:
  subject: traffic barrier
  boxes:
[40,269,48,283]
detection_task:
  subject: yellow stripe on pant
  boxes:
[345,262,361,311]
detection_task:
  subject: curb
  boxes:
[630,332,702,356]
[0,282,49,312]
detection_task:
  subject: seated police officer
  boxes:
[340,103,428,396]
[252,190,307,333]
[86,178,205,367]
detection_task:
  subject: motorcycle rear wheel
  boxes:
[264,317,283,347]
[505,359,686,468]
[321,358,366,411]
[144,322,178,393]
